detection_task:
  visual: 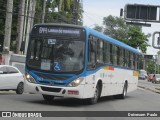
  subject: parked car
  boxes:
[148,74,154,82]
[0,65,24,94]
[139,69,148,79]
[138,74,146,80]
[152,74,160,84]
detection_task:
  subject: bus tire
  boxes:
[16,82,24,94]
[119,82,127,99]
[42,94,54,101]
[87,84,100,105]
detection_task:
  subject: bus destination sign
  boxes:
[31,26,81,37]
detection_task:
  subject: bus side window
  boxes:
[110,44,113,64]
[97,40,104,63]
[103,41,110,64]
[87,36,96,70]
[133,54,138,70]
[119,48,124,67]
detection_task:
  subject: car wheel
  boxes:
[87,84,100,105]
[42,94,54,101]
[118,82,127,99]
[16,82,24,94]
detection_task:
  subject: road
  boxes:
[138,79,160,93]
[0,81,160,120]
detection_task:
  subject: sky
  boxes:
[83,0,160,55]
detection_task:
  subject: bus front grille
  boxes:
[39,81,65,86]
[41,86,61,92]
[36,73,71,80]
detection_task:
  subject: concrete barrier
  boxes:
[9,54,26,74]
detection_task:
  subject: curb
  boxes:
[138,86,160,94]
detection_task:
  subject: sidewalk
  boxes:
[138,80,160,94]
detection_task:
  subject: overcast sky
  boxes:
[83,0,160,55]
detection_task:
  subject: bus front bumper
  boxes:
[24,80,85,99]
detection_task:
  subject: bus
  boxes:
[24,23,140,104]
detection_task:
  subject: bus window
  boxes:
[119,48,124,67]
[103,41,110,64]
[110,44,113,64]
[124,50,129,68]
[112,45,117,66]
[130,53,134,69]
[97,40,103,63]
[88,36,96,70]
[133,54,138,70]
[117,47,120,66]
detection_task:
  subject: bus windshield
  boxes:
[27,37,85,73]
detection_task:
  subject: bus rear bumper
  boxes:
[24,81,85,99]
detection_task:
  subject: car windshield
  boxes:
[139,70,147,74]
[27,37,85,73]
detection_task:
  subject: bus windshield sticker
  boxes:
[54,62,62,71]
[48,39,56,44]
[41,59,51,70]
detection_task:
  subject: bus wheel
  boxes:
[119,82,127,99]
[42,94,54,101]
[87,84,100,104]
[16,82,24,94]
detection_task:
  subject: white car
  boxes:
[0,65,24,94]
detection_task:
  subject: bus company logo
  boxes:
[39,27,48,34]
[2,112,11,117]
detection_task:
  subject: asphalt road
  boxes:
[0,88,159,111]
[138,79,160,93]
[0,82,160,120]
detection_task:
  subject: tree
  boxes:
[0,0,7,51]
[103,15,150,53]
[93,24,103,32]
[3,0,13,52]
[49,0,83,25]
[146,60,155,74]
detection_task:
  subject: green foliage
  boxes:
[0,0,83,52]
[0,0,6,35]
[93,24,103,32]
[103,15,150,53]
[146,60,155,74]
[34,0,83,25]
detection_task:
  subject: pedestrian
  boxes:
[0,53,5,65]
[20,41,25,55]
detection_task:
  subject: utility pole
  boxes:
[3,0,13,52]
[72,0,80,25]
[22,0,29,54]
[59,0,63,12]
[42,0,46,23]
[16,0,25,54]
[24,0,33,55]
[30,0,36,26]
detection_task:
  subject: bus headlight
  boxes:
[68,77,84,87]
[25,73,36,83]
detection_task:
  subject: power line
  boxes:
[83,12,99,25]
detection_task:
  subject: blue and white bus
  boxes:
[24,23,140,104]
